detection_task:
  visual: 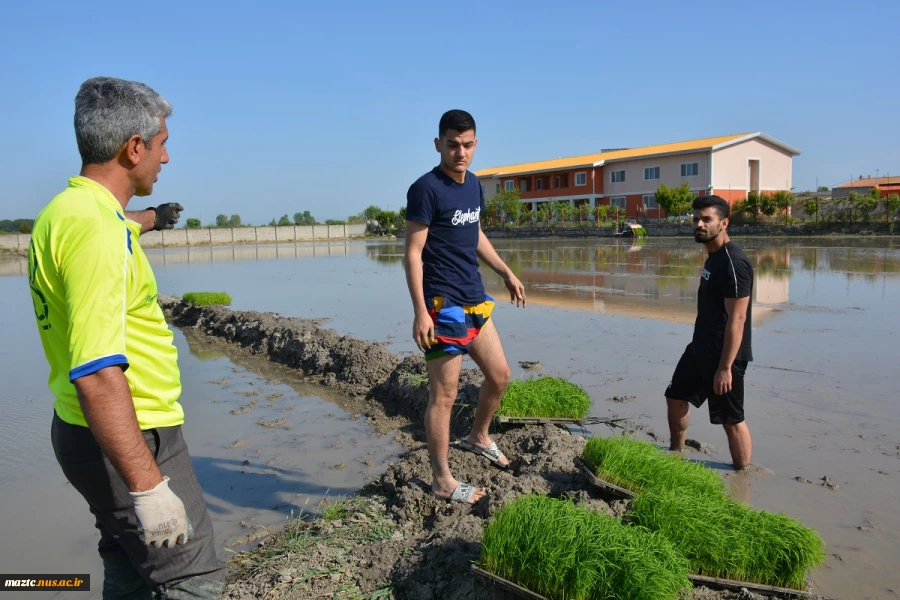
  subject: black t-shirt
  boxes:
[406,167,487,305]
[691,241,753,362]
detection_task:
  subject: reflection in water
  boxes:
[7,239,899,324]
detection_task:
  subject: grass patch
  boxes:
[228,495,396,581]
[581,435,725,497]
[403,372,429,389]
[631,488,825,589]
[497,376,592,419]
[183,291,232,306]
[481,494,690,599]
[321,496,349,521]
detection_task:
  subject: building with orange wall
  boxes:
[475,132,800,219]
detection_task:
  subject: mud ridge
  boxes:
[159,297,815,600]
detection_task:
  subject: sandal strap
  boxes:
[450,482,476,503]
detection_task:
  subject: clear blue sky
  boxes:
[1,0,897,225]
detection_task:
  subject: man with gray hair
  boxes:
[28,77,224,598]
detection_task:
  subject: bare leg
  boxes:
[425,354,485,503]
[666,397,690,451]
[466,319,511,467]
[723,420,752,470]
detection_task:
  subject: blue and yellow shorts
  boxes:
[424,295,495,361]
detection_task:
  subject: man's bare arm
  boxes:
[477,225,526,307]
[404,221,434,351]
[125,203,184,235]
[125,210,157,234]
[74,366,163,492]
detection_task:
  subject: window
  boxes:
[555,175,561,189]
[643,194,658,209]
[609,196,626,209]
[536,178,543,190]
[681,162,699,177]
[611,170,625,183]
[520,179,529,192]
[644,166,660,180]
[480,184,486,196]
[575,172,587,186]
[505,180,514,192]
[496,183,500,193]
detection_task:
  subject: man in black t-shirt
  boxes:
[665,195,754,469]
[404,110,526,504]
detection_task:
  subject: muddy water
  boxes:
[0,263,402,599]
[2,237,899,600]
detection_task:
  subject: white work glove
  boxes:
[129,476,194,548]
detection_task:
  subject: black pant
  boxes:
[665,347,748,425]
[51,413,224,599]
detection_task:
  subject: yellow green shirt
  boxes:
[28,176,184,430]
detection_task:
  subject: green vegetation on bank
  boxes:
[182,292,232,306]
[0,219,34,234]
[480,494,691,600]
[496,376,592,419]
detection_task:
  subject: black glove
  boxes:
[147,203,184,231]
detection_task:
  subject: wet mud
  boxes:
[160,296,822,600]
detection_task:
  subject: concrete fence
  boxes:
[1,224,366,250]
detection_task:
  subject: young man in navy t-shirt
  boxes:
[404,110,526,504]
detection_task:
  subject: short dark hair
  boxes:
[439,109,476,138]
[693,194,730,219]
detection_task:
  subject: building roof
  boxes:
[834,176,900,189]
[474,132,801,178]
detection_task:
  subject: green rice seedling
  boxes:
[403,372,429,389]
[581,435,725,498]
[497,376,592,419]
[631,488,825,589]
[480,494,690,600]
[183,291,232,306]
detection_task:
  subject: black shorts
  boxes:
[664,347,748,425]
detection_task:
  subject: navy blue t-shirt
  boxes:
[406,167,486,305]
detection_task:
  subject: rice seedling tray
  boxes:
[573,457,635,499]
[495,415,585,425]
[687,574,813,599]
[471,565,548,600]
[473,565,812,599]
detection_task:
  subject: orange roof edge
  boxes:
[475,132,799,178]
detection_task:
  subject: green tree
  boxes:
[595,204,609,224]
[772,190,795,225]
[488,188,522,227]
[229,214,242,227]
[19,221,33,233]
[268,218,277,226]
[536,204,551,227]
[347,214,366,224]
[324,219,346,225]
[883,193,900,224]
[293,211,315,226]
[655,182,694,221]
[758,193,776,217]
[817,186,829,192]
[278,214,292,226]
[363,205,382,220]
[377,210,399,231]
[216,214,228,227]
[399,206,407,221]
[186,218,202,229]
[561,203,578,228]
[855,188,880,223]
[802,197,819,225]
